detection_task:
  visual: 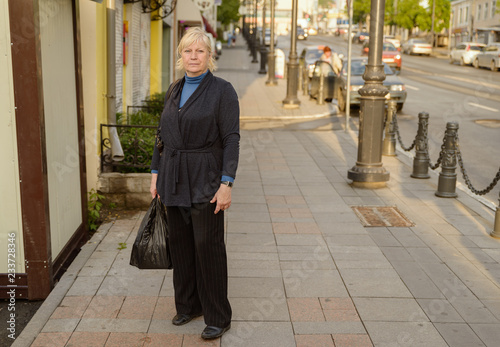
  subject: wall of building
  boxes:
[39,0,83,258]
[0,0,25,273]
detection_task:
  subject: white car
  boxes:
[384,35,400,48]
[401,39,432,56]
[450,42,486,66]
[473,43,500,71]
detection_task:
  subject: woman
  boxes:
[320,46,342,75]
[150,27,239,340]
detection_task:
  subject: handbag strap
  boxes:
[157,78,182,155]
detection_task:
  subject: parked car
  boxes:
[309,57,406,111]
[362,41,402,71]
[401,39,432,55]
[297,26,308,40]
[352,31,369,44]
[450,42,486,66]
[299,45,325,78]
[384,35,401,48]
[473,43,500,71]
[259,28,278,47]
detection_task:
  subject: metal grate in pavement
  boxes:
[351,206,415,227]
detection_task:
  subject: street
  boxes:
[276,33,500,205]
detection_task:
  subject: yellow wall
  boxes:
[150,11,162,95]
[0,0,25,273]
[80,0,99,191]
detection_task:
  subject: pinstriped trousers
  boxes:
[166,202,232,328]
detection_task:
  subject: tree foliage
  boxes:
[217,0,241,26]
[353,0,371,24]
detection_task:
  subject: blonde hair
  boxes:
[176,27,217,72]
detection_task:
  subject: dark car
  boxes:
[297,26,308,40]
[309,58,406,111]
[362,41,402,71]
[352,31,369,44]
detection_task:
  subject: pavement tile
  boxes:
[141,333,183,347]
[152,296,176,320]
[470,323,500,347]
[272,222,297,234]
[292,321,365,335]
[294,334,334,347]
[41,318,79,333]
[364,321,448,347]
[294,222,321,234]
[323,309,360,322]
[31,332,71,347]
[450,298,499,323]
[66,276,105,296]
[66,331,110,346]
[433,323,486,347]
[118,296,158,319]
[353,298,428,322]
[75,318,150,333]
[51,296,92,319]
[390,261,446,299]
[104,332,146,346]
[319,297,355,311]
[332,334,373,347]
[339,268,412,298]
[83,296,125,319]
[283,270,349,298]
[287,297,324,322]
[182,334,220,346]
[417,298,464,323]
[221,321,295,347]
[231,297,290,321]
[96,275,165,296]
[228,277,285,298]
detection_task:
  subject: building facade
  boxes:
[451,0,500,45]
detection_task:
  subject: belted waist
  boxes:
[165,145,219,194]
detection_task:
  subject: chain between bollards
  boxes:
[435,122,459,198]
[317,73,325,105]
[411,112,431,179]
[382,101,397,156]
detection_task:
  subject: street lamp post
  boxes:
[266,0,277,85]
[282,0,300,108]
[251,0,259,63]
[259,0,268,74]
[347,0,390,187]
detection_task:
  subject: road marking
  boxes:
[468,103,499,112]
[405,85,420,91]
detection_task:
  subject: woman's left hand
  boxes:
[210,184,232,214]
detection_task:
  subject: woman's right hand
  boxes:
[150,173,158,198]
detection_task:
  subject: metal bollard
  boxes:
[382,101,397,156]
[411,112,431,179]
[491,193,500,238]
[317,73,325,105]
[298,65,303,91]
[302,67,308,96]
[435,122,459,198]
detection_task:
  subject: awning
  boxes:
[202,16,217,38]
[177,0,203,24]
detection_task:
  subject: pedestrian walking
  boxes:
[150,27,239,340]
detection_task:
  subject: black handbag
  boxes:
[130,196,172,269]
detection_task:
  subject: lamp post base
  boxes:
[347,165,390,187]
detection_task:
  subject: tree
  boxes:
[217,0,241,26]
[353,0,371,25]
[394,0,428,34]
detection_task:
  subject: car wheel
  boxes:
[460,57,465,66]
[449,56,454,64]
[337,89,346,112]
[491,60,498,72]
[473,58,479,69]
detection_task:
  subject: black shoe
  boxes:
[201,324,231,339]
[172,312,202,326]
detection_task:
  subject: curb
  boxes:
[12,222,115,347]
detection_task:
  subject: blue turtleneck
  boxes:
[179,70,208,108]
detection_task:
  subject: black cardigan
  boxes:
[151,71,240,207]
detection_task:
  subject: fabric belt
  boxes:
[165,145,218,194]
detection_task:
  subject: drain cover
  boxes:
[352,206,415,227]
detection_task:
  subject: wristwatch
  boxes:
[221,181,233,188]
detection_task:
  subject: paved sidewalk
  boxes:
[15,36,500,347]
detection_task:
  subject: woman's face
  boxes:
[182,40,210,77]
